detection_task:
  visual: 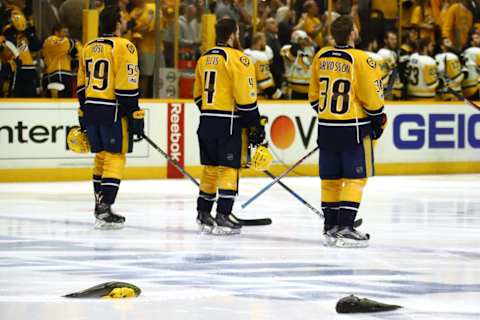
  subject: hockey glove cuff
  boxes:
[370,113,387,140]
[129,109,145,139]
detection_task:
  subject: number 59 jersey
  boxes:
[309,45,384,150]
[77,37,139,124]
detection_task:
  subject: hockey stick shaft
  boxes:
[142,134,199,186]
[263,170,323,217]
[241,146,319,209]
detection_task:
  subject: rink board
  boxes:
[1,99,480,181]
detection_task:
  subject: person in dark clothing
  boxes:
[264,17,284,95]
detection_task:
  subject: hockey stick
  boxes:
[242,146,319,209]
[262,170,363,227]
[142,134,272,226]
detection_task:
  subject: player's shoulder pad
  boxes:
[116,38,137,55]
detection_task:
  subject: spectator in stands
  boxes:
[264,17,284,94]
[42,24,81,98]
[384,30,399,52]
[276,6,295,47]
[179,4,201,58]
[0,35,20,97]
[410,0,436,43]
[3,8,41,97]
[370,0,398,32]
[59,0,83,40]
[442,0,473,50]
[130,0,156,97]
[296,1,325,48]
[215,0,251,46]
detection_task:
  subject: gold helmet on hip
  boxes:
[251,144,272,171]
[67,127,90,153]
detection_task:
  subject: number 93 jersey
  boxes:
[309,45,384,150]
[77,37,139,124]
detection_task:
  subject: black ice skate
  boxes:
[213,213,242,235]
[94,203,125,230]
[196,211,216,234]
[333,226,370,248]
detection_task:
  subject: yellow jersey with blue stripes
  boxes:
[77,36,139,124]
[193,46,259,128]
[309,45,384,149]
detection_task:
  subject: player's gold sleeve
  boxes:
[442,4,455,41]
[308,51,320,112]
[193,63,203,109]
[114,39,139,113]
[410,6,422,25]
[231,54,259,127]
[357,53,384,115]
[114,40,139,92]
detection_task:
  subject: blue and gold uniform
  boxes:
[77,34,141,207]
[193,44,260,225]
[309,44,385,230]
[42,34,82,97]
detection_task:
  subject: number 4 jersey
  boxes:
[77,37,140,124]
[309,45,385,150]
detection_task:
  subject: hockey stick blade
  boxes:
[143,134,272,226]
[232,214,272,226]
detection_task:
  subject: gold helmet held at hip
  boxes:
[251,145,272,171]
[67,127,90,153]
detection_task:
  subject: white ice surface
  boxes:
[0,175,479,320]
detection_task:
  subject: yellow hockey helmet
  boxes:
[11,10,27,32]
[251,145,272,171]
[67,127,90,153]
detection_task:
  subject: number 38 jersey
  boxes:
[77,37,139,124]
[193,46,259,132]
[309,45,384,150]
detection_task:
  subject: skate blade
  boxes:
[334,238,369,248]
[95,219,124,230]
[212,226,241,236]
[197,221,215,234]
[323,235,338,247]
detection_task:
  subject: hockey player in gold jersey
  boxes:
[309,16,386,248]
[42,24,82,98]
[77,6,144,229]
[193,19,264,235]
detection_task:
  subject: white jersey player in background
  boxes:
[435,38,464,100]
[244,33,283,100]
[407,38,439,100]
[280,30,315,99]
[461,31,480,99]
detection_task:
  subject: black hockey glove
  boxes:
[77,108,86,131]
[370,113,387,140]
[248,124,265,147]
[129,109,145,140]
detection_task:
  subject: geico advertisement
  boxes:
[376,103,480,163]
[0,103,150,162]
